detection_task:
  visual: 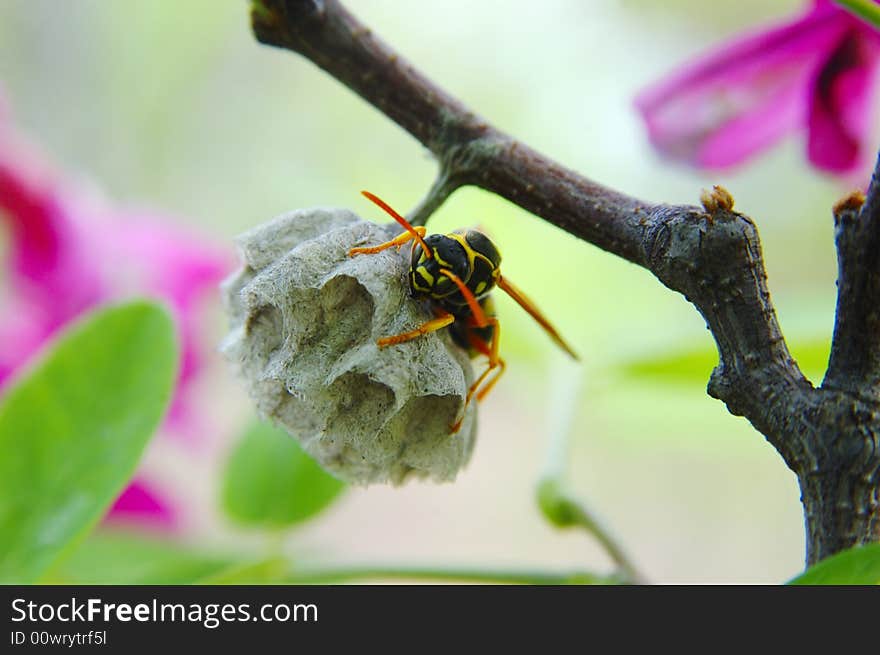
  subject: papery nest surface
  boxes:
[221,207,477,485]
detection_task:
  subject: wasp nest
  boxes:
[221,207,477,485]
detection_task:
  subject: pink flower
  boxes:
[0,86,233,527]
[635,0,880,175]
[107,479,179,531]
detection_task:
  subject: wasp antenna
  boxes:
[496,275,579,360]
[361,190,432,258]
[439,268,489,327]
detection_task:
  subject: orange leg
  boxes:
[349,226,427,257]
[451,317,503,433]
[475,356,506,402]
[360,190,432,258]
[377,309,454,347]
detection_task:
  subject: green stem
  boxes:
[198,557,290,584]
[286,565,621,585]
[834,0,880,29]
[537,479,644,584]
[541,359,584,480]
[407,168,457,227]
[537,359,646,584]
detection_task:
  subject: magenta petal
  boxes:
[635,3,851,168]
[807,30,880,172]
[0,300,53,385]
[95,218,232,314]
[1,114,231,442]
[0,155,106,326]
[90,217,233,440]
[0,162,64,282]
[106,479,178,530]
[696,78,806,168]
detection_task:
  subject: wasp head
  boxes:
[410,230,502,307]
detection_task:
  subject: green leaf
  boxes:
[47,530,232,584]
[834,0,880,30]
[617,337,831,386]
[222,421,346,528]
[0,301,178,583]
[617,347,716,385]
[788,544,880,585]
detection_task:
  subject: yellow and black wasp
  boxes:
[349,190,579,431]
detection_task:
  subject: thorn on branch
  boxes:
[251,0,326,46]
[699,184,735,217]
[832,190,866,223]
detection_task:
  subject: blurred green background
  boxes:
[0,0,848,582]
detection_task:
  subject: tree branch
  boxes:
[250,0,880,566]
[252,0,650,262]
[825,155,880,395]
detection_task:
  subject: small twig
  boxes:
[198,557,618,585]
[407,168,458,227]
[537,360,645,584]
[537,479,644,585]
[286,565,622,585]
[825,155,880,395]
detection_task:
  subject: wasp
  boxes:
[349,190,579,432]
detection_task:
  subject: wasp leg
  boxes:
[377,309,454,347]
[349,226,427,257]
[459,351,506,406]
[450,317,503,433]
[475,356,506,402]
